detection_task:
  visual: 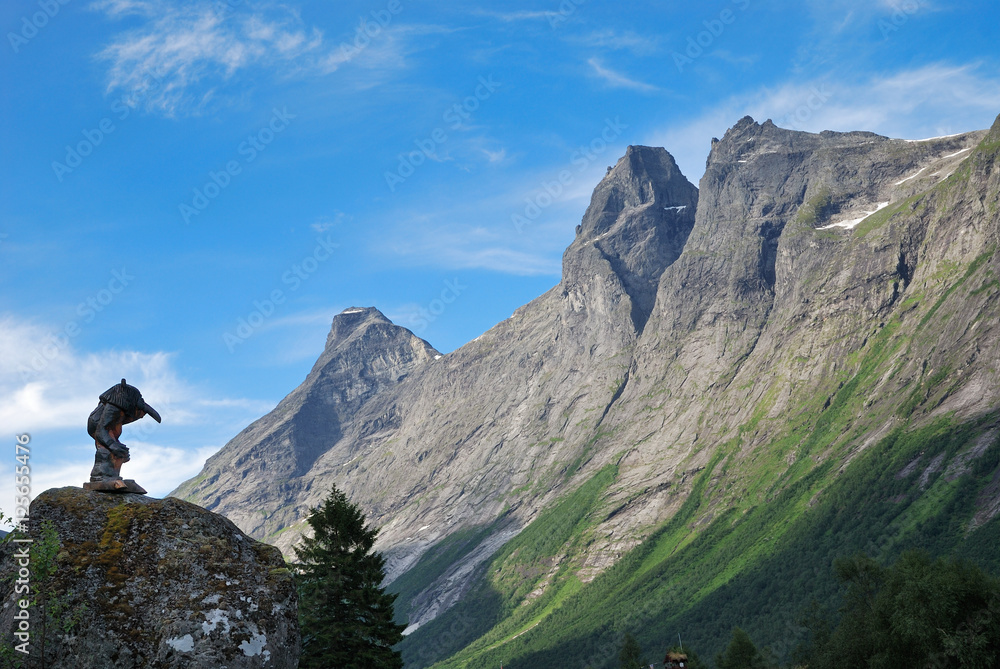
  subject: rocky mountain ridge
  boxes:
[176,145,700,576]
[174,114,1000,665]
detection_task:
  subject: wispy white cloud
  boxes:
[317,23,451,76]
[759,63,1000,137]
[587,57,659,92]
[646,62,1000,183]
[197,397,277,413]
[226,307,339,366]
[89,0,156,17]
[482,147,507,163]
[30,443,221,499]
[383,302,432,333]
[832,10,856,33]
[792,0,942,72]
[803,0,939,18]
[95,1,325,114]
[261,308,339,332]
[476,9,561,22]
[311,211,350,234]
[385,223,562,276]
[711,49,759,68]
[574,30,660,56]
[92,1,443,114]
[877,0,938,12]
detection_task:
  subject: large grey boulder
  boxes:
[0,487,299,669]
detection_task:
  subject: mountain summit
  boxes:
[563,145,698,331]
[176,306,438,538]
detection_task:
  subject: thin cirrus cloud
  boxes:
[645,63,1000,184]
[587,57,659,93]
[92,0,451,114]
[91,0,446,114]
[574,30,661,56]
[317,23,458,93]
[482,147,507,163]
[90,0,157,16]
[474,9,562,23]
[384,220,563,277]
[94,1,325,114]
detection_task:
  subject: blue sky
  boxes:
[3,0,1000,516]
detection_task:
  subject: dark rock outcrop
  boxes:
[0,488,298,669]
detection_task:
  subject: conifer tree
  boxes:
[294,485,405,668]
[716,627,765,669]
[619,632,644,669]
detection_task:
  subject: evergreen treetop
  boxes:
[295,485,406,669]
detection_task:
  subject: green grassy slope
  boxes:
[397,465,618,667]
[398,243,1000,667]
[411,415,998,668]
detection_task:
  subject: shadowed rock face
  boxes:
[0,488,299,669]
[174,114,1000,644]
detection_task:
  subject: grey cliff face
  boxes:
[597,116,995,538]
[173,146,699,630]
[0,488,299,669]
[174,114,1000,639]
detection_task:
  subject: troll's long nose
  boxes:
[140,399,161,423]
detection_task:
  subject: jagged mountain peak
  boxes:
[707,115,836,168]
[653,117,987,338]
[316,306,439,375]
[576,144,696,240]
[336,304,390,320]
[325,306,392,345]
[562,144,698,332]
[173,306,439,522]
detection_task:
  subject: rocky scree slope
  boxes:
[175,116,1000,664]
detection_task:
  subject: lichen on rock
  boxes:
[0,487,299,668]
